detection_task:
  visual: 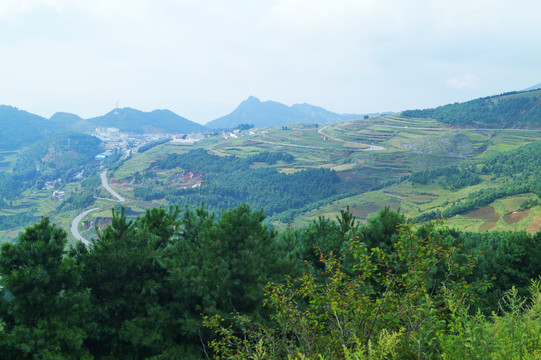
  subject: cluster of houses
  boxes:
[221,129,257,139]
[42,178,63,190]
[52,190,65,201]
[82,217,111,231]
[94,127,205,154]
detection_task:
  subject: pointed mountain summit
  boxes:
[87,107,206,134]
[205,96,363,129]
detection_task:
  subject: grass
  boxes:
[83,119,541,235]
[3,117,541,244]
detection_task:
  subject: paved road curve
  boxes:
[317,124,385,151]
[100,170,126,202]
[70,170,127,244]
[70,207,99,245]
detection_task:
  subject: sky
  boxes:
[0,0,540,125]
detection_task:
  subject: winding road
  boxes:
[70,208,99,245]
[100,170,126,202]
[318,124,385,150]
[70,170,126,244]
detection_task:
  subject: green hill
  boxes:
[402,89,541,128]
[0,105,58,150]
[87,107,206,134]
[14,132,102,179]
[49,112,91,133]
[2,88,541,243]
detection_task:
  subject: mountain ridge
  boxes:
[0,105,58,150]
[402,89,541,129]
[86,107,206,134]
[205,96,367,129]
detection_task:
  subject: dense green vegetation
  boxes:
[137,138,170,153]
[1,205,541,358]
[14,132,102,180]
[0,132,102,208]
[402,90,541,128]
[414,140,541,221]
[1,91,541,358]
[134,149,338,216]
[410,165,481,190]
[0,211,36,231]
[0,132,103,238]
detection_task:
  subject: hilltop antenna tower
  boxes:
[114,101,119,115]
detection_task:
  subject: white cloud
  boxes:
[0,0,540,120]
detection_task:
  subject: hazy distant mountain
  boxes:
[205,96,365,129]
[49,112,83,124]
[523,83,541,91]
[49,112,91,132]
[87,108,206,134]
[0,105,58,150]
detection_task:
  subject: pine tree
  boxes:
[0,217,92,359]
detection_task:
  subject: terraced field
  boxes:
[2,113,541,244]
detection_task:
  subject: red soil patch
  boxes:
[338,171,364,181]
[465,206,500,231]
[347,204,382,218]
[479,221,497,232]
[528,216,541,233]
[465,207,499,221]
[503,210,529,225]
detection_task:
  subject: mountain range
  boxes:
[205,96,367,129]
[0,98,370,150]
[1,85,541,151]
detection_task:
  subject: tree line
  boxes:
[135,149,337,216]
[414,140,541,221]
[402,92,541,128]
[1,204,541,358]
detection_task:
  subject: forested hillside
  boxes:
[1,92,541,358]
[413,140,541,222]
[15,132,102,179]
[0,133,103,232]
[0,106,58,150]
[132,149,340,217]
[87,108,206,134]
[1,205,541,358]
[402,89,541,128]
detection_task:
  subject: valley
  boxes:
[1,90,541,244]
[2,89,541,359]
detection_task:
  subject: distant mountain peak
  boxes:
[87,107,205,134]
[205,97,363,129]
[49,112,82,122]
[245,96,261,103]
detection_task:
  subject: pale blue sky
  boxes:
[0,0,540,124]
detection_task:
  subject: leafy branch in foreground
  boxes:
[205,221,481,359]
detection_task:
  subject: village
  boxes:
[93,127,206,152]
[43,127,257,202]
